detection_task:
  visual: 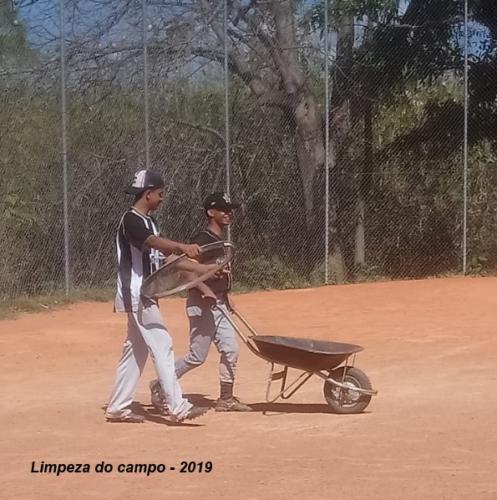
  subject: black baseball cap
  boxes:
[125,169,165,195]
[203,192,240,211]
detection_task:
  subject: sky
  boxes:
[6,0,491,59]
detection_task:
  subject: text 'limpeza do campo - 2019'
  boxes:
[30,461,173,476]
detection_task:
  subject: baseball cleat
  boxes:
[105,409,145,423]
[215,396,253,412]
[170,406,210,423]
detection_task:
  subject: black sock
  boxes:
[220,382,233,400]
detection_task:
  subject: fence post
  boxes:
[224,0,231,240]
[462,0,469,274]
[59,0,70,295]
[324,0,330,285]
[143,0,150,169]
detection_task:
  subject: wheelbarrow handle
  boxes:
[212,304,261,356]
[230,309,259,337]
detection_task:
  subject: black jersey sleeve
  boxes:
[192,231,216,246]
[122,212,154,249]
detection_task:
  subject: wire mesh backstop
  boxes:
[1,0,496,299]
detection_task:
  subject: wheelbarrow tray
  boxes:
[250,335,363,372]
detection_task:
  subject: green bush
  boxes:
[234,256,308,290]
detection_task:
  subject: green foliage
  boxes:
[304,0,399,32]
[0,192,37,225]
[2,72,497,297]
[234,256,309,290]
[466,142,497,272]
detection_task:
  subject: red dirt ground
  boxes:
[2,277,497,499]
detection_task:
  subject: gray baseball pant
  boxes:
[106,302,192,419]
[175,295,239,383]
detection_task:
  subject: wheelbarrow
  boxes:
[216,306,378,414]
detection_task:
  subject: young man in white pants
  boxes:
[150,193,252,412]
[105,169,212,423]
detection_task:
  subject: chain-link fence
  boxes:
[1,0,496,300]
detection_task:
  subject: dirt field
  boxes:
[2,277,497,499]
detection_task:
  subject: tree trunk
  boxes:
[328,137,346,283]
[293,91,325,228]
[355,197,366,265]
[355,101,373,266]
[270,0,324,229]
[327,9,355,282]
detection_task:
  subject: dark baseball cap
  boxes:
[203,192,240,211]
[125,169,165,195]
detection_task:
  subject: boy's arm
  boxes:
[149,238,218,301]
[173,256,218,303]
[145,235,201,258]
[195,281,218,305]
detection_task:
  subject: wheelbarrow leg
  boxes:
[265,363,288,404]
[264,363,315,411]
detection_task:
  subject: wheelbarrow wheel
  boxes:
[323,367,372,414]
